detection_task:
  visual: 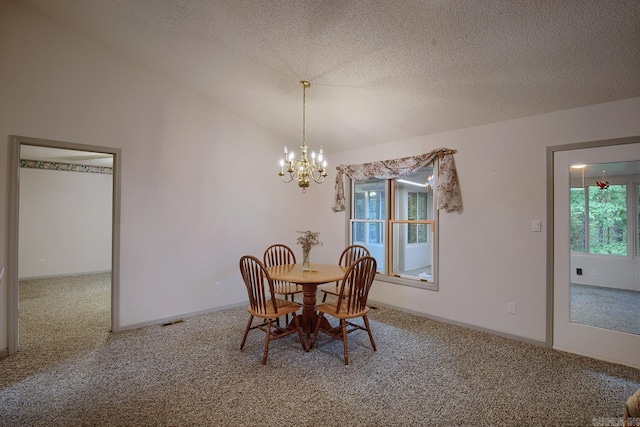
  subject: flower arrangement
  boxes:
[296,230,322,251]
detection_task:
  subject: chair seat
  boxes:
[316,302,369,320]
[248,298,301,319]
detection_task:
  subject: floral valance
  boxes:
[332,148,462,213]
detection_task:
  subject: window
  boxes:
[589,184,627,255]
[570,183,627,256]
[350,164,437,288]
[352,179,385,254]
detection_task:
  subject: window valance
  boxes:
[332,148,462,213]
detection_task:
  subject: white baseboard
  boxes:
[116,301,247,332]
[18,270,111,281]
[368,299,547,348]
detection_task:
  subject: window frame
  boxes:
[346,162,439,291]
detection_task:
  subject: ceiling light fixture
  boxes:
[278,81,327,192]
[397,175,434,188]
[397,179,426,187]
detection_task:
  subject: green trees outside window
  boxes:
[570,184,627,256]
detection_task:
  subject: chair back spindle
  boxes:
[239,255,278,317]
[319,244,371,303]
[336,256,377,315]
[263,244,299,294]
[264,244,296,268]
[339,244,370,268]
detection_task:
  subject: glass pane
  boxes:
[350,220,384,272]
[588,184,627,256]
[391,222,433,281]
[570,187,586,252]
[354,179,386,220]
[394,167,434,221]
[569,160,640,337]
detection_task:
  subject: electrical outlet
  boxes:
[507,302,516,315]
[39,259,45,265]
[214,281,221,291]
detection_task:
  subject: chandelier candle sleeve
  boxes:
[278,81,328,193]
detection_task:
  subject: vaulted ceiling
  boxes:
[15,0,640,153]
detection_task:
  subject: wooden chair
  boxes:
[239,255,306,365]
[310,256,377,365]
[263,244,303,324]
[319,244,370,303]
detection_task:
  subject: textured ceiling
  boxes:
[15,0,640,153]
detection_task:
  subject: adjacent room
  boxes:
[1,1,639,426]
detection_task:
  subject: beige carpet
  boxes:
[1,273,639,426]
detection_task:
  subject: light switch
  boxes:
[532,220,542,232]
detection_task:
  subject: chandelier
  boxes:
[278,80,327,192]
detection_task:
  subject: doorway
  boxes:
[7,136,121,355]
[549,137,640,368]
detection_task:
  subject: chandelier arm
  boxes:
[280,173,295,184]
[309,168,326,183]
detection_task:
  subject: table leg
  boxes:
[286,282,335,351]
[299,284,319,349]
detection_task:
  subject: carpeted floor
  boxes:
[1,273,639,426]
[570,283,640,336]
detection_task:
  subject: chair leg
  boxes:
[363,315,377,351]
[284,295,290,325]
[262,320,272,365]
[310,312,324,349]
[240,315,254,351]
[292,313,306,351]
[341,319,349,365]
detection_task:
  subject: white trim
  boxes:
[117,302,247,332]
[7,136,122,353]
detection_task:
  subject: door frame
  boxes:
[546,135,640,363]
[7,135,122,355]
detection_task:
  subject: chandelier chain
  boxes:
[302,83,306,144]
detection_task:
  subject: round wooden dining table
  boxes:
[266,263,346,349]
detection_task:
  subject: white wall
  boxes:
[0,0,317,352]
[1,0,640,354]
[570,254,637,291]
[322,97,640,343]
[18,167,112,278]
